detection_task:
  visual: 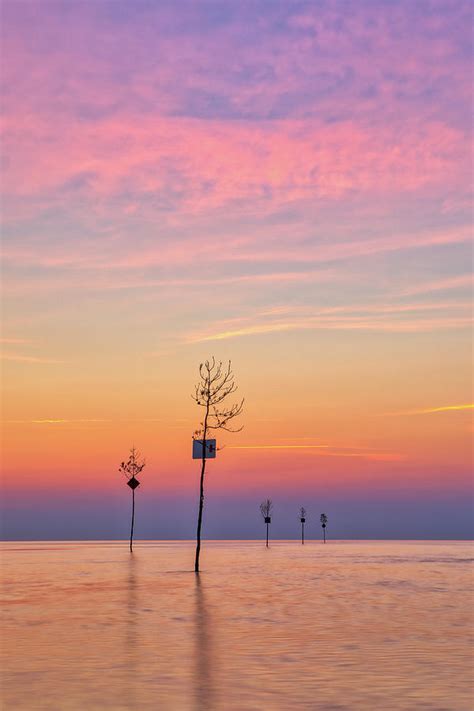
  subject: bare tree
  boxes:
[119,447,146,552]
[192,358,244,573]
[300,506,307,545]
[320,512,328,543]
[260,499,273,547]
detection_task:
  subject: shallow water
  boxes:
[1,540,473,710]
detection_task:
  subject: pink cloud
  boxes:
[2,2,470,304]
[2,0,469,234]
[2,115,466,213]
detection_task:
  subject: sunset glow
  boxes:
[1,0,472,539]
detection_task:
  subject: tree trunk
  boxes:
[323,527,326,544]
[194,456,207,572]
[302,522,304,545]
[195,401,209,573]
[130,489,135,552]
[266,522,269,548]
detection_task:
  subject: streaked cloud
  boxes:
[1,418,176,425]
[0,353,66,364]
[227,444,403,462]
[2,419,108,424]
[228,444,329,450]
[3,223,471,273]
[385,404,474,416]
[2,267,340,296]
[188,300,473,342]
[399,274,473,297]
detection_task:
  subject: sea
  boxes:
[1,540,473,710]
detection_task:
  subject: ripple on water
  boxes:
[1,540,472,710]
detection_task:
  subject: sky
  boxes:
[1,0,472,540]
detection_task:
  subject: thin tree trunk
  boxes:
[302,522,304,545]
[195,403,210,573]
[266,522,269,548]
[194,456,207,572]
[323,528,326,544]
[130,489,135,552]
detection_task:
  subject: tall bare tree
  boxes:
[300,507,307,545]
[320,512,328,543]
[119,447,146,552]
[260,499,273,547]
[192,358,243,573]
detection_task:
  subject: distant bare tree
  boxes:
[119,447,146,552]
[260,499,273,547]
[192,358,244,573]
[320,512,328,543]
[300,506,307,545]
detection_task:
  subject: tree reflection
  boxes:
[194,575,215,711]
[124,553,139,708]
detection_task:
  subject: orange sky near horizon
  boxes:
[2,332,472,498]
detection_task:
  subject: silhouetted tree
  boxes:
[119,447,146,552]
[320,512,328,543]
[192,358,243,573]
[300,506,306,544]
[260,499,273,547]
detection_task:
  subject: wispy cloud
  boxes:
[384,404,473,416]
[227,444,403,462]
[2,419,109,424]
[4,224,471,274]
[3,267,339,296]
[0,353,66,364]
[1,418,177,425]
[188,301,473,342]
[228,444,329,450]
[190,320,473,343]
[399,274,473,297]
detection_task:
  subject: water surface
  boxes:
[2,540,472,709]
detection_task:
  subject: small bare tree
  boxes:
[260,499,273,547]
[300,506,307,545]
[119,447,146,552]
[320,512,328,543]
[192,358,243,573]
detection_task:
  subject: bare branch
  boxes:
[192,358,244,434]
[118,447,146,480]
[260,499,273,519]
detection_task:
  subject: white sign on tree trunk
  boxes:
[192,439,217,459]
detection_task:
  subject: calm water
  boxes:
[1,540,473,710]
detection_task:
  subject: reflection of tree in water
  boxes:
[194,576,215,711]
[123,553,139,708]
